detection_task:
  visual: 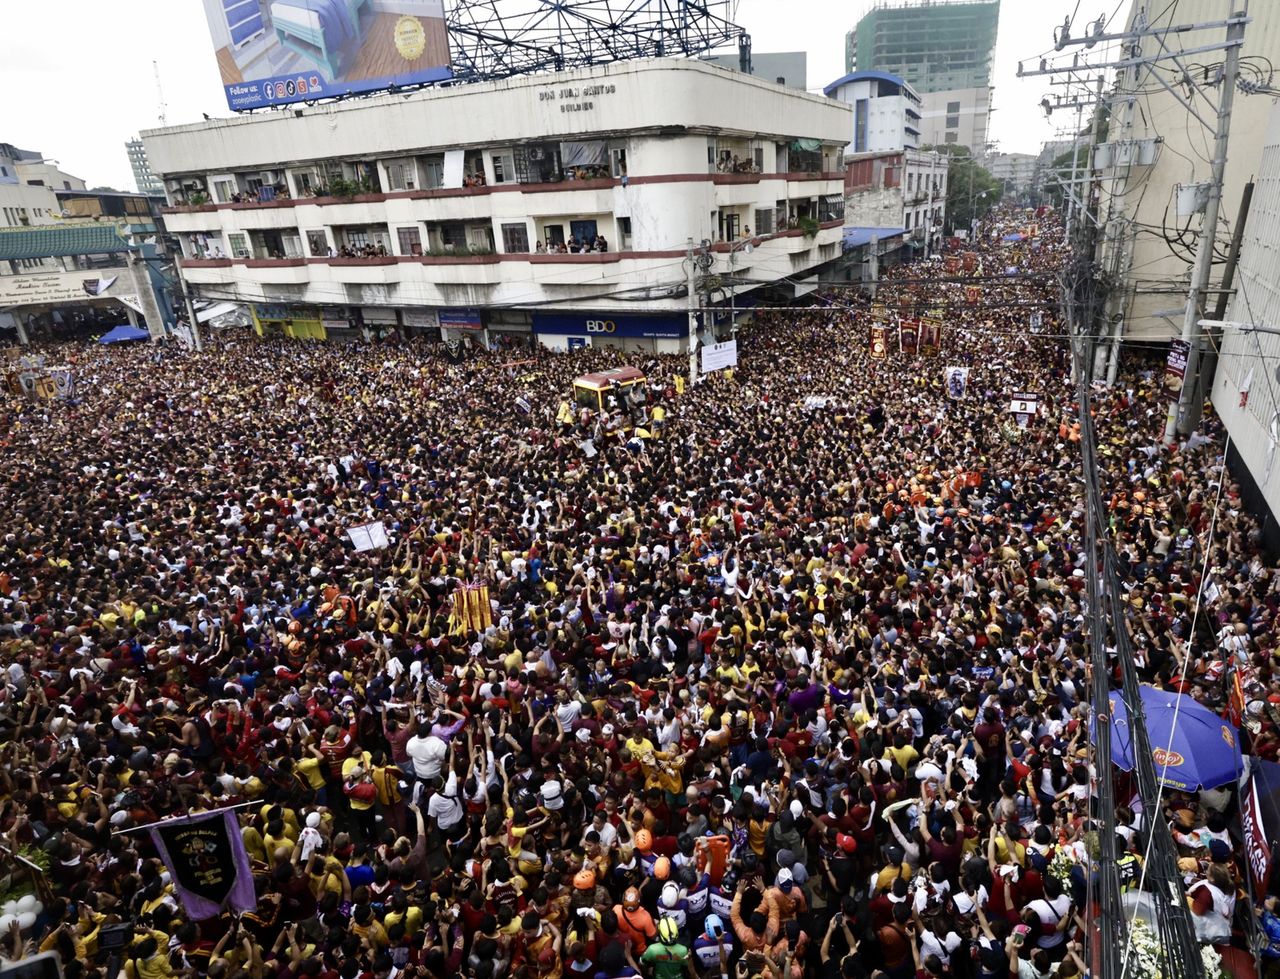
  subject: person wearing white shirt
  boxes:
[406,730,448,783]
[427,769,465,837]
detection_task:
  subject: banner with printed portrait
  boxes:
[919,318,943,356]
[869,325,888,360]
[945,366,969,400]
[899,319,920,355]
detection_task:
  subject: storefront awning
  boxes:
[196,302,239,324]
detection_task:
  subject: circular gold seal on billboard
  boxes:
[394,16,427,60]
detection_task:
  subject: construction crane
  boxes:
[153,60,167,127]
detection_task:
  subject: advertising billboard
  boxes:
[203,0,452,111]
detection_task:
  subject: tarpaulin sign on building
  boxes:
[151,810,256,921]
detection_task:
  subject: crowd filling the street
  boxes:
[0,207,1270,979]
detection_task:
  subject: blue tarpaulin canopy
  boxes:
[98,324,149,344]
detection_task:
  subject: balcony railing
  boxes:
[161,171,845,214]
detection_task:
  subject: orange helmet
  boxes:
[635,829,653,853]
[623,887,641,910]
[573,869,596,891]
[653,857,671,880]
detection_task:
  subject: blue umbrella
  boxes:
[1105,685,1243,790]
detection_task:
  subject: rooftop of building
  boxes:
[823,70,920,100]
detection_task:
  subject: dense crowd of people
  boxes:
[0,207,1270,979]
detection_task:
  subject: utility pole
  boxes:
[176,259,204,352]
[1166,7,1245,443]
[686,238,698,389]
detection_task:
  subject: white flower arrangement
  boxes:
[1123,916,1228,979]
[1046,848,1074,886]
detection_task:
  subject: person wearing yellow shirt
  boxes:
[882,733,919,773]
[350,904,389,950]
[383,892,424,937]
[123,933,174,979]
[341,751,376,840]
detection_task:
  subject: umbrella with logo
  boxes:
[1105,685,1243,791]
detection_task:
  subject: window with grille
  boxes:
[820,195,844,223]
[422,157,444,189]
[754,208,774,235]
[387,164,410,191]
[502,223,530,253]
[228,233,248,257]
[397,227,422,256]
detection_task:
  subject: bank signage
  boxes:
[532,312,686,339]
[439,308,483,330]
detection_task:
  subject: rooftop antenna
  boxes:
[154,60,167,126]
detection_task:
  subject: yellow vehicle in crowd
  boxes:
[571,366,647,414]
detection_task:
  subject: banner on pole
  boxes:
[945,366,969,400]
[899,319,920,355]
[1165,339,1190,392]
[151,810,256,921]
[869,325,888,360]
[919,318,942,356]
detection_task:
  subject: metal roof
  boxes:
[0,223,135,261]
[842,226,905,249]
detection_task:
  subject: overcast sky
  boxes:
[0,0,1103,191]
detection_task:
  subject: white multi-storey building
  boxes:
[824,71,923,155]
[144,59,849,352]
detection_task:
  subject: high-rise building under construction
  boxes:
[845,0,999,152]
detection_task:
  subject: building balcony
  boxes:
[161,171,851,218]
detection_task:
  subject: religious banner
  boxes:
[1242,775,1273,896]
[869,325,888,360]
[899,319,920,355]
[965,285,982,304]
[944,255,962,275]
[870,303,888,324]
[1029,311,1044,334]
[945,366,969,400]
[1165,339,1190,392]
[919,318,942,356]
[961,252,978,274]
[152,810,256,921]
[447,581,492,634]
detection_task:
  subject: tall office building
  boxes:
[126,138,164,195]
[844,0,1000,151]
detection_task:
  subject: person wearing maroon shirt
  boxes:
[973,707,1006,793]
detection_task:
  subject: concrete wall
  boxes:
[1212,100,1280,522]
[144,59,849,177]
[918,87,990,151]
[1102,1,1280,340]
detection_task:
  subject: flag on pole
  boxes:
[151,810,256,921]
